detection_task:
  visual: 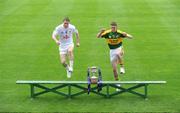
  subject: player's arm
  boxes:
[52,31,60,45]
[52,27,60,45]
[75,32,80,47]
[122,32,133,39]
[97,29,106,38]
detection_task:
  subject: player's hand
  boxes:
[76,43,80,47]
[122,32,127,37]
[100,29,106,33]
[55,40,60,45]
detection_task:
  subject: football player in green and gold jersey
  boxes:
[97,22,133,81]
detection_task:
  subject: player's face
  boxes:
[111,26,117,32]
[63,20,69,28]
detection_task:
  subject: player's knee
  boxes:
[117,54,123,60]
[68,50,73,56]
[68,49,73,53]
[68,46,74,53]
[120,51,124,56]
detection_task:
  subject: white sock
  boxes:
[70,60,73,68]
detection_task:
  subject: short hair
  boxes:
[63,17,70,22]
[111,22,117,26]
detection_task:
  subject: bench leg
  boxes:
[30,84,35,98]
[144,84,148,99]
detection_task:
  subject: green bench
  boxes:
[16,80,166,99]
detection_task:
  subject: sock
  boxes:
[69,60,73,68]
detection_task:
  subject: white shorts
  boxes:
[59,43,74,55]
[110,46,124,62]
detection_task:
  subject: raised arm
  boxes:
[97,29,106,38]
[122,32,133,39]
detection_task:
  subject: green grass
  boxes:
[0,0,180,112]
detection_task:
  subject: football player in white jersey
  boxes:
[52,17,80,78]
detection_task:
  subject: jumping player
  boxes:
[97,22,132,81]
[52,17,80,78]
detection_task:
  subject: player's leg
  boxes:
[110,50,119,80]
[67,44,74,72]
[59,46,71,78]
[117,47,125,74]
[111,56,122,91]
[113,47,125,91]
[60,54,68,69]
[111,59,119,80]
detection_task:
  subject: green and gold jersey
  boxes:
[101,29,126,49]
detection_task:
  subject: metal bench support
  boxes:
[16,80,166,99]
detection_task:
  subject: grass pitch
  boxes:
[0,0,180,112]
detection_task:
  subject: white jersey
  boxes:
[53,24,78,47]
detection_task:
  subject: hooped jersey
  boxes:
[101,29,126,49]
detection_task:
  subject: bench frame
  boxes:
[16,80,166,99]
